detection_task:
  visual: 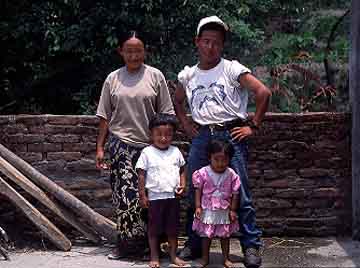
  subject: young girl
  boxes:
[192,139,241,268]
[136,113,186,268]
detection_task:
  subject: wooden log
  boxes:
[0,176,71,251]
[0,156,101,244]
[0,245,10,261]
[0,226,10,261]
[0,143,117,241]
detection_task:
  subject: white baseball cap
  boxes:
[196,15,229,35]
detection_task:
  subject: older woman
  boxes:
[96,30,174,259]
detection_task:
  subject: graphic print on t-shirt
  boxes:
[191,82,227,111]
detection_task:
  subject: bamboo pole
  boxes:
[0,176,71,251]
[0,156,101,244]
[0,143,117,242]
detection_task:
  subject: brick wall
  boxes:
[0,113,352,236]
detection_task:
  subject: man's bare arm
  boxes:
[174,82,198,138]
[239,73,272,127]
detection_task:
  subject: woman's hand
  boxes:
[195,207,202,219]
[139,194,149,209]
[96,148,109,169]
[229,210,238,223]
[230,126,254,142]
[175,185,185,197]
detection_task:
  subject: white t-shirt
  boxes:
[178,58,251,125]
[135,145,186,200]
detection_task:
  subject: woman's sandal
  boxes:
[107,247,127,260]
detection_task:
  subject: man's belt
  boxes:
[205,118,248,131]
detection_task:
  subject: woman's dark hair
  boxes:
[207,139,234,159]
[118,30,145,48]
[149,113,178,131]
[198,22,227,42]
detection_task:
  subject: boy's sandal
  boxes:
[149,261,160,268]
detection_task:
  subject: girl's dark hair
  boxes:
[118,30,145,48]
[207,139,234,159]
[198,22,227,42]
[149,113,178,131]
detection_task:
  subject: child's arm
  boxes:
[194,188,202,219]
[137,169,149,208]
[229,193,239,222]
[175,166,186,196]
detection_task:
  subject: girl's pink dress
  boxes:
[192,165,241,238]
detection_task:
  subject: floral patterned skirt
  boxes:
[108,135,147,248]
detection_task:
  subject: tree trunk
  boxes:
[0,143,117,242]
[351,0,360,240]
[0,176,72,251]
[0,156,101,244]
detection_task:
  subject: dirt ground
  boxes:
[1,236,360,268]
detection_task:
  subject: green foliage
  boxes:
[0,0,351,114]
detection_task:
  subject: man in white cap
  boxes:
[174,15,271,268]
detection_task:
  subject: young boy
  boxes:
[135,113,186,268]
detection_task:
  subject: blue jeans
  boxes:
[184,126,262,253]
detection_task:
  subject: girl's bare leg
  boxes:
[168,236,186,266]
[200,237,211,267]
[220,238,234,268]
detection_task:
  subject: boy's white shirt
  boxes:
[135,145,185,201]
[178,58,251,125]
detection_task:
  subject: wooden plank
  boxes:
[0,176,71,251]
[351,0,360,240]
[0,143,117,242]
[0,156,101,244]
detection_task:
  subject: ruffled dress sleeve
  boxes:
[192,169,204,189]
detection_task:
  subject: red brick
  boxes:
[82,136,97,143]
[3,124,28,134]
[7,134,45,143]
[7,143,27,152]
[45,125,69,134]
[312,188,339,198]
[255,198,292,209]
[299,168,330,178]
[65,159,97,171]
[78,116,99,125]
[28,126,46,134]
[47,152,82,161]
[276,189,307,199]
[0,116,10,124]
[47,116,79,125]
[16,115,47,125]
[46,134,81,143]
[28,143,62,152]
[18,152,43,162]
[295,199,334,209]
[63,142,96,153]
[64,126,98,135]
[264,179,290,188]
